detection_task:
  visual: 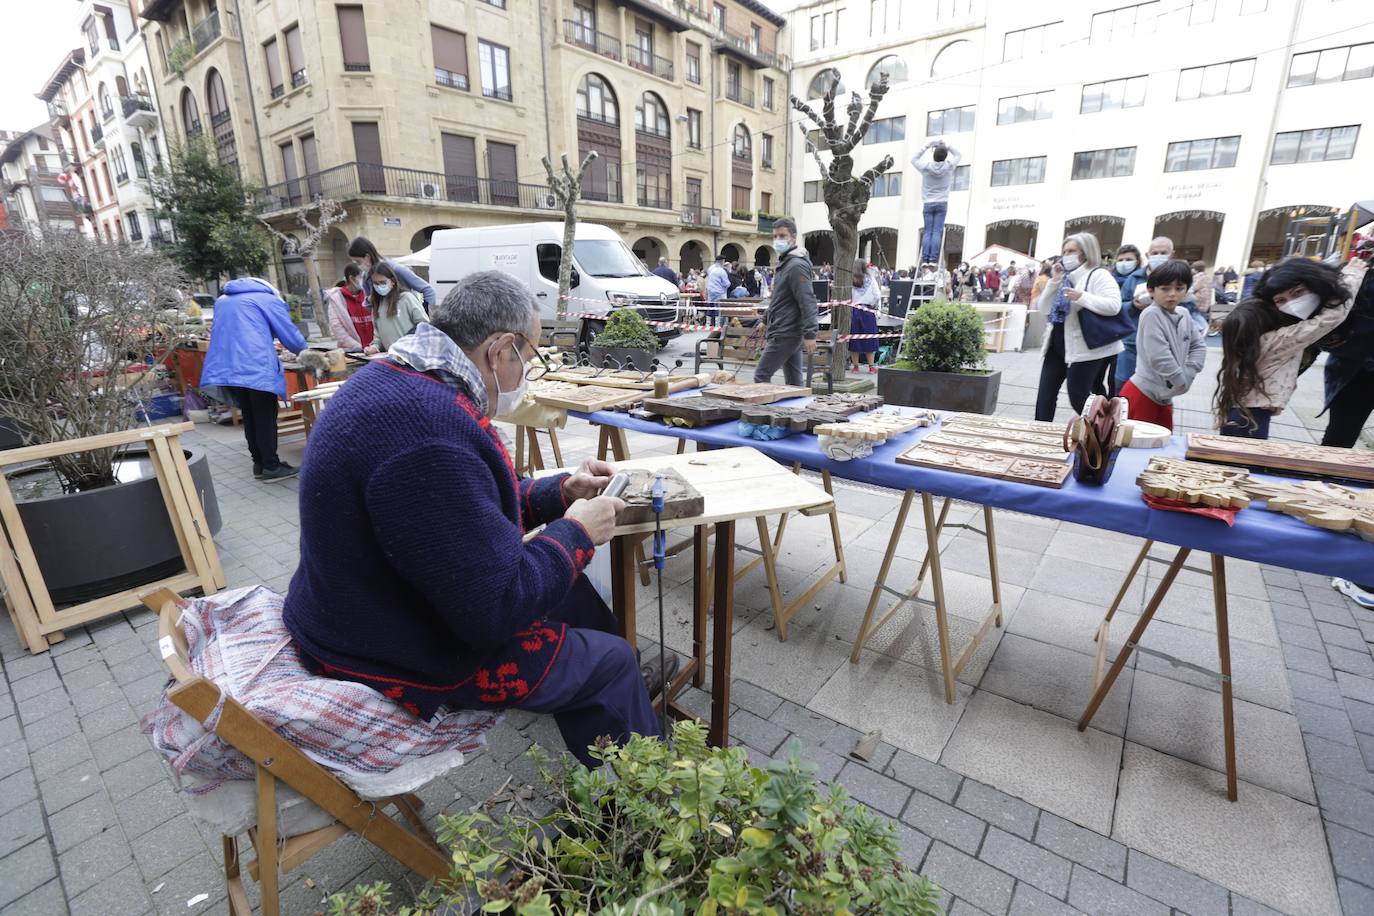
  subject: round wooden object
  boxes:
[1123,420,1171,449]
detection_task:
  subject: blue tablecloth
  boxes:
[579,400,1374,582]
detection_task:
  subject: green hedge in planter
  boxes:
[897,299,987,374]
[328,722,942,915]
[595,307,662,351]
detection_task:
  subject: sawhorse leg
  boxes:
[851,492,1003,705]
[1092,539,1153,689]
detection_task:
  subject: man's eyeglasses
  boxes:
[515,334,552,381]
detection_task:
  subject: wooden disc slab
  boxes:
[708,383,813,404]
[1122,420,1171,449]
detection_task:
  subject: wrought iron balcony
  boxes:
[723,83,754,107]
[184,120,202,138]
[191,11,225,53]
[121,93,159,129]
[680,205,722,228]
[46,100,69,125]
[714,28,788,71]
[637,190,673,210]
[626,45,674,81]
[252,161,557,215]
[563,20,622,62]
[91,124,105,148]
[435,68,468,90]
[101,104,116,123]
[291,68,308,88]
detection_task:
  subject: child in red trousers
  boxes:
[1120,259,1206,430]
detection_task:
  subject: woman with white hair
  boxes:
[1034,232,1125,421]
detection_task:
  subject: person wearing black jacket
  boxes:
[1321,242,1374,447]
[754,217,818,385]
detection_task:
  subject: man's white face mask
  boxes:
[490,342,529,415]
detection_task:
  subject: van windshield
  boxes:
[573,239,650,279]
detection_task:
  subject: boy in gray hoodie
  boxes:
[1120,259,1206,431]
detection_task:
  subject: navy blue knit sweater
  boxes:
[282,359,596,719]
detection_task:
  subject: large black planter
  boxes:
[8,445,222,604]
[589,344,657,373]
[0,417,23,451]
[877,367,1002,414]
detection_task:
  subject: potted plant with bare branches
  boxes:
[0,233,222,604]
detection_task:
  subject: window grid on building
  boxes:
[1071,146,1136,179]
[990,156,1046,186]
[804,179,821,203]
[1090,2,1159,44]
[1288,43,1374,87]
[1080,75,1146,113]
[865,116,906,144]
[686,109,702,148]
[1177,58,1254,100]
[1270,126,1360,164]
[869,0,900,36]
[997,90,1053,125]
[478,40,511,101]
[761,133,774,168]
[871,172,901,197]
[809,9,842,51]
[927,105,974,135]
[952,164,970,191]
[1002,21,1060,62]
[1164,135,1240,172]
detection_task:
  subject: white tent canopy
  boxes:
[966,244,1039,272]
[395,246,430,267]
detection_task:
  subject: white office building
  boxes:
[779,0,1373,271]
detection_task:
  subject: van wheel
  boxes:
[577,318,605,363]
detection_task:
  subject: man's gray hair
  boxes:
[1150,236,1175,255]
[432,270,538,351]
[773,216,798,236]
[658,257,668,266]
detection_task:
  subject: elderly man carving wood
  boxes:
[283,271,662,766]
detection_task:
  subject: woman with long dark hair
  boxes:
[348,236,436,310]
[365,262,429,353]
[1213,257,1355,438]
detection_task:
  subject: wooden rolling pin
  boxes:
[653,373,713,398]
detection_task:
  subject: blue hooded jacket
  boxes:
[199,278,309,398]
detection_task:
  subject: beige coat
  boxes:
[1037,264,1125,364]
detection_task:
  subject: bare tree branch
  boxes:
[860,155,896,187]
[836,77,890,156]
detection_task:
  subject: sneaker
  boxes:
[1333,578,1374,610]
[253,463,264,479]
[868,365,878,374]
[258,462,299,482]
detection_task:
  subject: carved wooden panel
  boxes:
[533,385,645,412]
[941,414,1066,447]
[614,468,706,526]
[1136,456,1252,508]
[546,368,656,390]
[708,383,813,404]
[923,430,1070,463]
[808,393,886,415]
[814,410,937,441]
[896,441,1071,488]
[1187,434,1374,483]
[1242,478,1374,540]
[739,405,851,433]
[641,395,744,424]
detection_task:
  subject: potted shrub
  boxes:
[329,722,943,915]
[878,299,1002,413]
[0,232,222,604]
[589,307,662,372]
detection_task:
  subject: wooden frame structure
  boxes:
[140,589,448,916]
[851,493,1004,704]
[1081,541,1239,801]
[0,423,224,654]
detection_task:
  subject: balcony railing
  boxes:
[252,161,556,215]
[291,68,308,88]
[435,67,468,90]
[563,20,622,62]
[730,208,754,222]
[101,104,116,123]
[627,45,673,81]
[344,61,370,72]
[680,205,722,228]
[114,168,130,184]
[757,215,778,233]
[191,11,225,53]
[185,120,202,138]
[637,191,673,210]
[723,84,754,107]
[717,27,787,70]
[91,124,105,147]
[120,94,155,119]
[270,84,284,99]
[46,100,68,122]
[483,84,513,102]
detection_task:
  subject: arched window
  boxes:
[732,123,752,160]
[575,73,618,125]
[206,70,230,124]
[931,40,975,78]
[115,75,130,98]
[130,141,147,179]
[634,91,669,137]
[807,68,844,99]
[179,88,201,136]
[98,83,112,117]
[866,55,907,88]
[204,69,238,173]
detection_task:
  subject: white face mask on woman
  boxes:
[1277,291,1321,320]
[1060,254,1081,272]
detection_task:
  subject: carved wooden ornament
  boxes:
[897,441,1071,488]
[1187,434,1374,483]
[1136,456,1252,509]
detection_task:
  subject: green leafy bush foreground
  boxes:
[328,721,941,916]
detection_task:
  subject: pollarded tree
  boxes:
[259,196,349,332]
[790,74,893,381]
[541,152,599,319]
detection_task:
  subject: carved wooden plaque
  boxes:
[941,414,1066,447]
[546,368,656,390]
[1242,478,1374,540]
[614,468,706,526]
[1187,434,1374,483]
[814,410,937,441]
[1136,456,1251,508]
[533,385,645,412]
[641,395,744,425]
[708,383,813,404]
[809,393,886,415]
[896,441,1071,488]
[923,430,1070,463]
[739,405,850,433]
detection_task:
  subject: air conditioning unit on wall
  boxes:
[535,192,559,210]
[419,182,440,200]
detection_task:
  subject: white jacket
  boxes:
[1037,264,1124,364]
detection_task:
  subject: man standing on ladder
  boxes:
[912,140,962,269]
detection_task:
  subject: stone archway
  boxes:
[941,224,965,270]
[410,224,454,253]
[804,230,835,268]
[720,243,743,264]
[1063,215,1125,256]
[1152,210,1225,265]
[326,228,351,284]
[632,235,667,268]
[679,239,707,273]
[985,220,1038,257]
[1249,205,1338,264]
[859,227,899,270]
[753,244,773,268]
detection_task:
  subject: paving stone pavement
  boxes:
[2,339,1373,914]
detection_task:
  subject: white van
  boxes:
[427,222,681,337]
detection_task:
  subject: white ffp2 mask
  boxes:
[1278,292,1321,320]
